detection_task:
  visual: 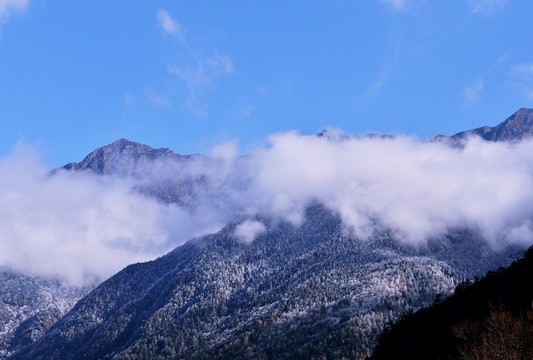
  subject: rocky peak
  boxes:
[316,129,351,141]
[62,139,187,176]
[449,108,533,143]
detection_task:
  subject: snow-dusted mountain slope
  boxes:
[10,206,525,360]
[0,270,86,359]
[4,108,533,358]
[62,138,214,207]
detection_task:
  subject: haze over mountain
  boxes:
[2,108,533,358]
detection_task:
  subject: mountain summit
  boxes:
[444,108,533,143]
[62,139,193,177]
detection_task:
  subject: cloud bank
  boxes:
[243,133,533,248]
[0,143,226,285]
[3,132,533,285]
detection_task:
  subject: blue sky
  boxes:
[1,0,532,167]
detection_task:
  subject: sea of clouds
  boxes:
[2,132,533,285]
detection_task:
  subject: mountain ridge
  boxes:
[4,107,533,359]
[448,107,533,142]
[61,108,533,179]
[62,138,203,177]
[9,206,526,359]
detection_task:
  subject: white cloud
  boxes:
[467,0,508,15]
[7,131,533,285]
[156,9,186,45]
[235,220,266,244]
[462,81,484,105]
[211,140,239,161]
[0,142,225,285]
[240,133,533,248]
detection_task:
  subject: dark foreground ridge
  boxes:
[371,246,533,360]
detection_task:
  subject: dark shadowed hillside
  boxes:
[371,246,533,360]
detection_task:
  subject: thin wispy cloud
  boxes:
[0,0,27,17]
[124,92,133,107]
[155,10,234,117]
[156,9,186,45]
[207,49,235,75]
[379,0,410,12]
[256,85,268,97]
[462,80,484,105]
[361,40,401,100]
[0,0,28,33]
[467,0,508,15]
[169,49,234,116]
[148,93,171,108]
[509,62,533,99]
[237,104,253,118]
[365,70,388,98]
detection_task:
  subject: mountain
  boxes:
[62,139,224,207]
[4,108,533,358]
[320,108,533,146]
[370,246,533,359]
[62,138,196,176]
[9,206,525,360]
[0,270,86,359]
[435,108,533,145]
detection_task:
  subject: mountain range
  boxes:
[2,108,533,359]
